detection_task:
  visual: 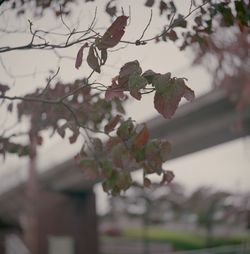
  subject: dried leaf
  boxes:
[97,15,128,49]
[154,77,194,118]
[87,45,100,73]
[133,125,149,148]
[75,43,88,69]
[105,76,125,101]
[118,60,142,88]
[105,115,121,133]
[167,30,178,41]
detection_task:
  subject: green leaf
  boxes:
[152,72,171,93]
[116,118,134,140]
[172,15,187,28]
[142,69,158,83]
[128,75,148,90]
[118,60,142,88]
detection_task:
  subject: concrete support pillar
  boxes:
[0,232,5,254]
[24,188,98,254]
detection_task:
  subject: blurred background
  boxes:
[0,0,250,253]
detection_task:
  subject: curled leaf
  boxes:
[75,43,88,69]
[87,45,101,73]
[105,115,121,133]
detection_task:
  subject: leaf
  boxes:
[105,1,117,17]
[142,69,158,83]
[133,125,149,149]
[116,118,134,140]
[128,74,147,100]
[130,90,142,100]
[118,60,142,88]
[0,84,9,95]
[75,42,88,69]
[105,78,125,101]
[160,140,171,161]
[154,78,194,118]
[101,49,108,65]
[160,0,168,15]
[97,15,128,49]
[104,115,121,133]
[144,177,151,188]
[172,15,187,28]
[167,30,178,41]
[152,72,171,92]
[7,103,13,112]
[161,170,175,185]
[145,0,155,7]
[87,45,100,73]
[128,74,148,90]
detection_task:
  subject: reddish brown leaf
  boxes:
[104,115,121,133]
[167,30,178,41]
[133,125,149,148]
[75,43,88,69]
[105,76,125,101]
[97,15,128,49]
[154,78,194,118]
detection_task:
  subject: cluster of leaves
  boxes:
[17,79,126,143]
[104,60,194,119]
[77,118,174,195]
[0,137,30,159]
[75,16,128,73]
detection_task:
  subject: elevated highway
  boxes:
[0,88,249,254]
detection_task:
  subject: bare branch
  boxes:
[137,9,153,42]
[41,67,60,96]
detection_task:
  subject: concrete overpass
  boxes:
[0,88,249,254]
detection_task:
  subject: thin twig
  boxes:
[41,67,60,96]
[137,9,153,41]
